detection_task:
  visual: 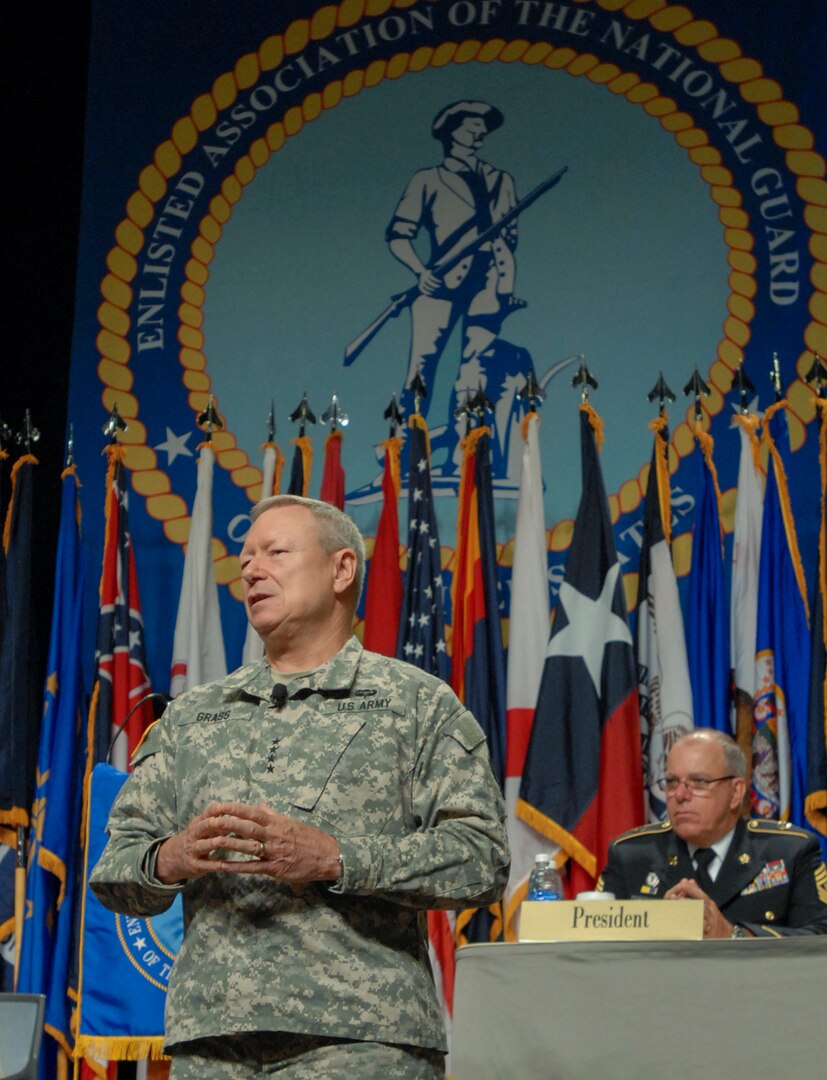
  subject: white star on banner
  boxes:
[155,427,194,465]
[546,562,632,695]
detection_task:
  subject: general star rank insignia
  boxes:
[668,856,678,866]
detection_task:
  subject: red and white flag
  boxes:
[730,412,764,758]
[242,441,284,665]
[170,445,227,695]
[504,412,554,937]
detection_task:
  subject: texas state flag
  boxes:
[517,406,643,894]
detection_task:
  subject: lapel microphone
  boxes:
[271,683,289,709]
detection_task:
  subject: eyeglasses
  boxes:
[659,775,738,795]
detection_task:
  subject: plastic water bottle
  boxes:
[527,853,563,900]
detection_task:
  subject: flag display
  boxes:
[319,430,345,509]
[686,428,730,733]
[504,412,553,937]
[636,418,693,822]
[395,414,452,1064]
[90,447,155,769]
[17,467,86,1069]
[517,406,643,893]
[76,763,182,1062]
[806,398,827,853]
[362,436,403,656]
[450,427,506,789]
[397,417,448,680]
[730,412,765,766]
[0,452,39,992]
[76,446,161,1071]
[751,404,811,827]
[170,444,227,696]
[451,425,507,944]
[241,440,284,666]
[287,435,312,497]
[0,453,40,830]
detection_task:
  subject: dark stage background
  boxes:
[3,4,91,688]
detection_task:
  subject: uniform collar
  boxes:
[224,636,363,703]
[688,824,737,867]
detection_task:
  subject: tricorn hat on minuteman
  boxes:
[431,100,504,139]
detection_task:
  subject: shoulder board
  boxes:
[747,819,813,840]
[611,820,672,846]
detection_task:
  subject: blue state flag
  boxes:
[17,467,86,1072]
[450,427,506,790]
[805,399,827,856]
[76,763,183,1061]
[751,406,811,827]
[450,426,507,944]
[686,431,730,732]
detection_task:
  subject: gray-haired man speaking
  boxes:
[91,495,509,1079]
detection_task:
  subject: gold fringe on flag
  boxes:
[454,899,504,948]
[60,462,83,530]
[450,426,490,653]
[1,452,40,827]
[290,435,313,497]
[43,1020,73,1065]
[694,424,725,558]
[731,412,764,478]
[98,445,127,600]
[408,411,431,455]
[648,414,673,546]
[453,427,492,520]
[515,796,597,879]
[37,846,69,909]
[259,440,286,495]
[0,826,16,937]
[761,401,810,621]
[73,1036,169,1062]
[381,436,403,498]
[520,409,539,443]
[580,402,604,452]
[2,452,39,554]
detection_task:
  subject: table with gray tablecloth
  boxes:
[452,937,827,1079]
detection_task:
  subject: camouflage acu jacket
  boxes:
[90,637,509,1052]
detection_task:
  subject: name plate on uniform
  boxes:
[519,899,704,942]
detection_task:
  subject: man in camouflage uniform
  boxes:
[599,729,827,938]
[91,495,509,1078]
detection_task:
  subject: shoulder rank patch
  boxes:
[746,818,811,840]
[611,820,672,846]
[815,864,827,905]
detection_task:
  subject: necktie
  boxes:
[693,847,716,893]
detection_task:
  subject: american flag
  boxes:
[396,415,453,1068]
[396,417,448,680]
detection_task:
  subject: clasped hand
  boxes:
[155,801,340,885]
[663,877,733,939]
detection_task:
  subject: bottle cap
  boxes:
[534,852,552,865]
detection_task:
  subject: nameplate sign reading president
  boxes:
[519,899,704,942]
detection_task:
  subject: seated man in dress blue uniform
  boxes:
[599,729,827,938]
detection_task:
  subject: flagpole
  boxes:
[10,410,40,991]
